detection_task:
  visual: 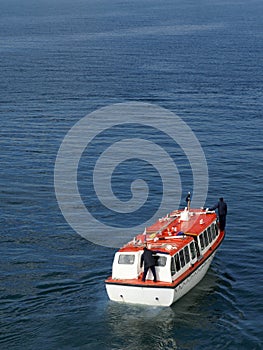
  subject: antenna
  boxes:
[186,192,191,211]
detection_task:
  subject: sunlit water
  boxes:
[1,0,262,349]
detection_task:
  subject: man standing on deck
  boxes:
[209,197,228,231]
[140,244,157,282]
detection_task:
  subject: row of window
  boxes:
[199,223,219,251]
[118,254,168,266]
[171,241,196,275]
[171,223,219,275]
[118,223,219,271]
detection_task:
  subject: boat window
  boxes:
[199,233,205,250]
[215,223,219,236]
[155,256,167,267]
[190,242,196,259]
[204,230,209,247]
[208,227,212,243]
[175,253,181,271]
[211,224,216,239]
[184,246,190,264]
[118,254,135,265]
[179,250,185,268]
[171,257,176,275]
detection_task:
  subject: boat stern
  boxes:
[105,280,175,307]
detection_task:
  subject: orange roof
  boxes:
[118,208,217,255]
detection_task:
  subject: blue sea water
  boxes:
[1,0,263,349]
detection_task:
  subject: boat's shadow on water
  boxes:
[104,258,240,350]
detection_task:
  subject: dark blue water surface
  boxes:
[1,0,262,349]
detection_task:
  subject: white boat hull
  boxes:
[106,252,216,307]
[172,252,215,305]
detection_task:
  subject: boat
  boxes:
[105,206,225,307]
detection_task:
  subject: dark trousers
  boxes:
[142,265,157,282]
[219,215,226,231]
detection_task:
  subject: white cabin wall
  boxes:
[112,252,141,280]
[156,255,172,283]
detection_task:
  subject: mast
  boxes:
[186,192,191,211]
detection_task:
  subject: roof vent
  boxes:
[180,208,190,221]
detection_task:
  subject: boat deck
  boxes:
[106,226,225,288]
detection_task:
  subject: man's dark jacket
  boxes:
[140,248,156,268]
[210,199,227,216]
